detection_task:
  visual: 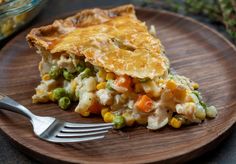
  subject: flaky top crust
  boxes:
[27,4,169,79]
[27,5,136,49]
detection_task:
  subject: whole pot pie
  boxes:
[26,4,217,130]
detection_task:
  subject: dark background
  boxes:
[0,0,235,163]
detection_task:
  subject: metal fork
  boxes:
[0,93,114,143]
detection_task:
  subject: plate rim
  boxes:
[0,7,236,163]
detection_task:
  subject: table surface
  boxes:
[0,0,235,163]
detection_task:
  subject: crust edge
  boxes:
[26,4,135,51]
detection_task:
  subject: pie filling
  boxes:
[33,51,217,130]
[28,5,217,130]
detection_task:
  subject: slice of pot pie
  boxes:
[26,4,217,130]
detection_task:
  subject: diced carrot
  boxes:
[114,75,131,89]
[135,95,153,113]
[88,101,102,114]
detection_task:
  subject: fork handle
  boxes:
[0,93,36,120]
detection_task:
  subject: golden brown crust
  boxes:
[26,4,135,50]
[26,4,169,79]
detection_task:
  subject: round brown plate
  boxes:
[0,8,236,164]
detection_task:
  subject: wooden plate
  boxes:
[0,8,236,164]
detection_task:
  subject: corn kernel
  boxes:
[134,83,143,93]
[96,82,107,90]
[170,117,182,128]
[166,80,177,90]
[42,74,50,81]
[98,69,106,77]
[80,111,90,117]
[48,92,54,101]
[98,70,106,77]
[101,108,109,118]
[158,79,164,84]
[106,72,116,80]
[71,80,77,92]
[103,112,114,123]
[192,82,199,90]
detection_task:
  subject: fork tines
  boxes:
[49,122,114,143]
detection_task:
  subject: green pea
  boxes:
[76,65,85,73]
[49,66,62,79]
[113,115,125,129]
[106,80,114,90]
[52,88,67,101]
[76,60,85,73]
[76,64,85,73]
[58,97,71,110]
[63,69,74,81]
[80,68,92,79]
